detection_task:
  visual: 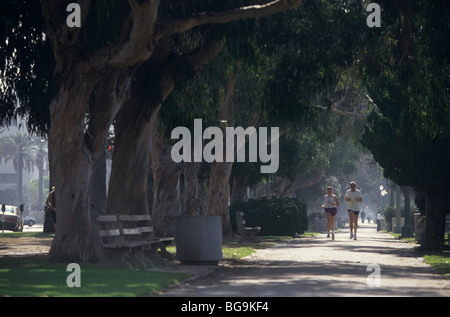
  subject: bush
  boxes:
[381,207,397,232]
[229,194,308,236]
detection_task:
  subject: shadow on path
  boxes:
[160,224,449,297]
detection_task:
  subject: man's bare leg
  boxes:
[348,211,354,238]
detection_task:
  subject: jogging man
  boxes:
[345,181,362,240]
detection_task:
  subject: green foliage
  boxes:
[229,194,308,236]
[79,0,130,52]
[361,0,450,188]
[382,207,396,232]
[0,0,54,134]
[359,1,450,250]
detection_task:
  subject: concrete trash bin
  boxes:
[175,215,223,265]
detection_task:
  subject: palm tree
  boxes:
[0,132,36,206]
[31,137,48,207]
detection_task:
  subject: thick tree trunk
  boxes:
[183,162,201,216]
[206,161,234,237]
[203,71,236,238]
[422,189,446,251]
[150,115,182,236]
[107,99,155,216]
[91,150,107,219]
[230,175,248,205]
[43,137,55,233]
[48,80,99,263]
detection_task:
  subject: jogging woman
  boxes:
[321,186,340,240]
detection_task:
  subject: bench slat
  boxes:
[97,215,174,255]
[122,226,153,235]
[140,226,153,233]
[118,214,151,221]
[159,237,175,242]
[97,215,117,222]
[99,229,121,237]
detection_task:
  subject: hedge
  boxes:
[229,194,308,236]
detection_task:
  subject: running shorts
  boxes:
[325,208,338,216]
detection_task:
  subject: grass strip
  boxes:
[387,231,450,277]
[0,234,297,296]
[0,258,189,297]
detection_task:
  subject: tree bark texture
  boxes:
[230,175,248,205]
[204,70,236,237]
[422,188,447,251]
[206,161,234,237]
[183,162,201,216]
[48,73,99,262]
[150,115,182,237]
[106,96,156,217]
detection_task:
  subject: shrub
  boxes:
[229,194,308,236]
[382,207,394,231]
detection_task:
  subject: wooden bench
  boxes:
[235,211,261,243]
[97,214,174,269]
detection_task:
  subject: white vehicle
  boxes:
[0,205,24,232]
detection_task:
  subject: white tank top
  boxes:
[323,195,336,208]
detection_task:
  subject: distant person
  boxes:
[376,212,384,231]
[321,186,340,240]
[45,186,57,229]
[360,209,366,223]
[345,181,362,240]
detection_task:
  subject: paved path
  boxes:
[160,223,449,297]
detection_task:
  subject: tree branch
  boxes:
[315,93,368,124]
[87,0,160,72]
[156,0,302,40]
[183,32,227,71]
[40,0,91,47]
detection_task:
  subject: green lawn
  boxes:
[0,233,295,297]
[423,253,450,277]
[0,259,189,297]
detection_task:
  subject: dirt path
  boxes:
[160,223,450,297]
[0,235,52,259]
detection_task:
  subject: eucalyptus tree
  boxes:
[4,0,300,262]
[103,1,303,240]
[156,0,366,236]
[360,0,450,250]
[2,0,304,262]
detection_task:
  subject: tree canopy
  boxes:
[361,0,450,250]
